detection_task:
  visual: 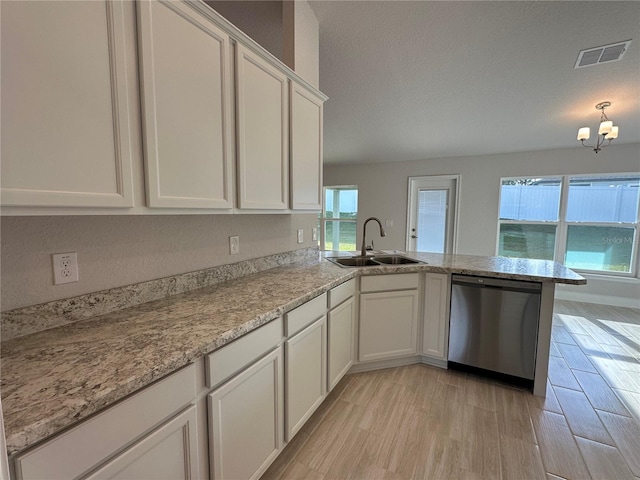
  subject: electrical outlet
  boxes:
[229,236,240,255]
[297,229,304,243]
[385,219,394,227]
[52,252,79,285]
[312,227,318,242]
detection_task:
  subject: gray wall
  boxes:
[206,1,283,60]
[324,143,640,307]
[1,214,317,311]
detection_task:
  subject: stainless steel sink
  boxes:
[373,255,422,265]
[327,256,380,267]
[326,255,424,268]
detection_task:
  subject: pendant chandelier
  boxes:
[577,101,619,154]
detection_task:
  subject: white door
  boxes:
[406,176,459,253]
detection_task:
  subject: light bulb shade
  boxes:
[599,120,613,135]
[605,126,619,139]
[577,127,590,140]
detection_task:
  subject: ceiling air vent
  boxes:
[575,40,632,68]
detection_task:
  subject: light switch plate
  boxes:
[312,228,318,242]
[229,236,240,255]
[297,229,304,243]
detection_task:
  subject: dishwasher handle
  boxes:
[451,274,542,294]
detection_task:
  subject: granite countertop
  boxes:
[0,252,585,456]
[324,251,587,285]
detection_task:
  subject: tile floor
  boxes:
[262,300,640,480]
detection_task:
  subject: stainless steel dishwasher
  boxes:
[448,274,542,385]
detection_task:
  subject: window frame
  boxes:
[320,185,358,251]
[496,173,640,277]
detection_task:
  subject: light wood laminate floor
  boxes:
[262,300,640,480]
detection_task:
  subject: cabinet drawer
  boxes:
[285,293,327,336]
[328,279,356,309]
[14,364,197,480]
[360,273,419,293]
[206,317,283,389]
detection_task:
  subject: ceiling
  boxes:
[307,1,640,165]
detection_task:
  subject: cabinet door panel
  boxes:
[208,348,283,480]
[285,316,326,441]
[328,297,355,391]
[290,82,323,210]
[137,1,233,208]
[359,290,419,362]
[236,45,289,210]
[84,406,198,480]
[1,0,134,207]
[422,273,450,360]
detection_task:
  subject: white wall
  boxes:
[324,143,640,307]
[0,214,317,311]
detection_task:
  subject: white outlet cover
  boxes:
[297,229,304,243]
[312,228,318,242]
[52,252,79,285]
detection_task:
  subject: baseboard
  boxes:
[420,356,447,369]
[348,355,423,373]
[555,290,640,309]
[348,355,447,374]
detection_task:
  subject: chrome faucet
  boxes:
[360,217,386,257]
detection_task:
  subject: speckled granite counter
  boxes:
[0,251,584,456]
[324,251,587,285]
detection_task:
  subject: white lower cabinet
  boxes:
[422,272,451,362]
[207,347,283,480]
[327,296,355,391]
[285,316,327,441]
[14,365,198,480]
[84,406,198,480]
[359,274,419,362]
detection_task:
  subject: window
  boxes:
[497,174,640,275]
[320,186,357,251]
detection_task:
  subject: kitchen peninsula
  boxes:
[1,250,585,478]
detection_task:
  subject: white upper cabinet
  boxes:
[137,1,234,209]
[290,82,324,210]
[236,44,289,210]
[0,0,135,208]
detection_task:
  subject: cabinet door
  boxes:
[137,1,233,209]
[290,82,323,210]
[422,273,450,360]
[83,406,199,480]
[0,0,134,207]
[236,44,289,210]
[359,290,419,362]
[285,316,326,441]
[208,347,283,480]
[328,297,355,391]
